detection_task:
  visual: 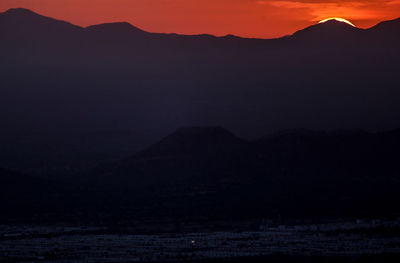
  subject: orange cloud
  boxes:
[258,0,400,25]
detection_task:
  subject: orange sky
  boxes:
[1,0,400,38]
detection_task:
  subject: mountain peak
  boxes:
[318,19,354,27]
[291,19,361,42]
[0,7,82,33]
[3,7,37,16]
[174,126,234,136]
[297,19,359,33]
[138,126,246,157]
[85,22,145,34]
[318,18,356,27]
[163,126,240,147]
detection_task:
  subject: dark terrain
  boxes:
[1,8,400,262]
[1,7,400,223]
[1,126,399,223]
[1,8,400,175]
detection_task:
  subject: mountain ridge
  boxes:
[0,7,82,30]
[290,19,362,42]
[2,8,400,40]
[85,22,146,34]
[1,7,400,182]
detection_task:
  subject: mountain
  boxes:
[137,126,246,156]
[1,8,400,179]
[84,22,152,47]
[366,18,400,43]
[1,8,399,46]
[0,8,81,32]
[91,127,253,197]
[83,127,400,220]
[86,22,145,35]
[0,8,82,48]
[1,127,400,222]
[290,20,362,46]
[368,17,400,35]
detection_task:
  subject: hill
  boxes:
[1,127,399,222]
[84,127,400,220]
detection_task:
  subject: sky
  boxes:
[1,0,400,38]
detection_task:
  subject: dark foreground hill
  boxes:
[88,127,400,220]
[1,127,399,223]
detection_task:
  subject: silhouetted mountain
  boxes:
[86,22,145,34]
[1,127,400,222]
[91,127,253,200]
[1,8,400,196]
[0,8,82,47]
[80,127,400,220]
[291,20,362,44]
[85,22,150,45]
[366,18,400,44]
[0,8,80,32]
[368,17,400,34]
[138,126,246,156]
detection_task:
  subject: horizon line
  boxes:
[2,7,399,40]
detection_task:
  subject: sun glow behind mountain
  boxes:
[318,18,356,27]
[2,0,400,38]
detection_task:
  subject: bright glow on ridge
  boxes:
[318,18,356,27]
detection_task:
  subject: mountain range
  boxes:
[1,9,400,222]
[1,8,400,177]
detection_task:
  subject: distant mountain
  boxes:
[0,8,82,47]
[86,22,145,34]
[2,8,399,50]
[92,127,253,197]
[1,8,400,181]
[366,18,400,43]
[290,20,362,45]
[0,8,81,32]
[367,17,400,35]
[2,8,399,41]
[137,126,247,157]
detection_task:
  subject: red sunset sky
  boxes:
[1,0,400,38]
